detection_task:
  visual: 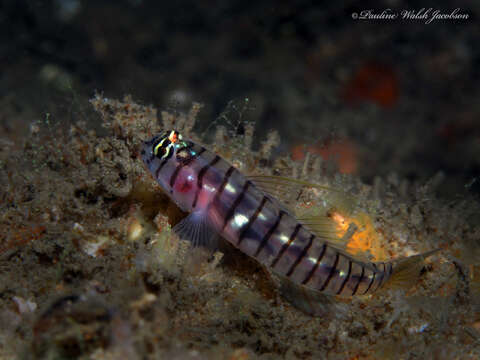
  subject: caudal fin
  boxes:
[386,249,441,289]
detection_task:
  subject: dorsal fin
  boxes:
[248,175,376,262]
[247,174,350,213]
[299,212,377,264]
[247,175,343,199]
[247,175,302,214]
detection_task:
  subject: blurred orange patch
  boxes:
[342,62,398,108]
[330,211,386,261]
[291,139,358,174]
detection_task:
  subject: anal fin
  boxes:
[268,269,348,318]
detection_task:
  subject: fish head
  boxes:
[141,130,185,163]
[141,130,198,210]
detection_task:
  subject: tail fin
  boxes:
[386,249,440,289]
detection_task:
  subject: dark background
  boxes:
[1,0,479,197]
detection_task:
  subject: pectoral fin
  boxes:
[173,211,219,250]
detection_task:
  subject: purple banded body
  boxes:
[141,130,394,297]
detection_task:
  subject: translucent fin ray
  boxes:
[173,211,219,250]
[271,271,348,318]
[296,214,376,263]
[249,176,380,265]
[386,249,441,289]
[248,174,358,217]
[249,175,328,203]
[247,175,341,193]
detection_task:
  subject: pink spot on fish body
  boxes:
[174,172,195,194]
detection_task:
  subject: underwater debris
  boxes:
[12,296,37,315]
[90,94,159,140]
[28,294,114,359]
[96,137,133,198]
[0,225,46,256]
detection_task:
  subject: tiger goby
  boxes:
[141,130,434,300]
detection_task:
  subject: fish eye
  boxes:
[155,145,167,158]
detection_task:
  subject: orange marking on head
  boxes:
[168,131,179,143]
